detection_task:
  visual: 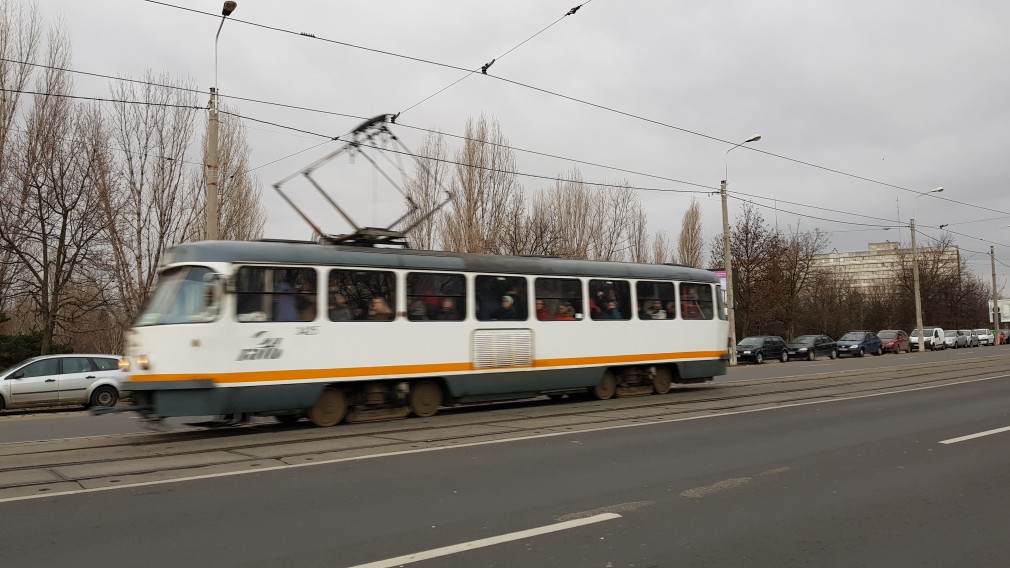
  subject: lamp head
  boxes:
[932,186,944,193]
[745,135,762,143]
[222,1,237,16]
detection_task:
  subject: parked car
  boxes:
[974,328,995,346]
[786,335,837,361]
[909,327,945,351]
[943,329,968,349]
[960,329,980,347]
[836,331,884,357]
[0,354,125,412]
[737,336,789,364]
[877,330,910,354]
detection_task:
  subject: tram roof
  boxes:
[164,240,720,283]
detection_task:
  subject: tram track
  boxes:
[1,354,1009,499]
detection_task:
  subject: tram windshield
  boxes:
[136,266,219,326]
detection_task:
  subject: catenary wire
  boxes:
[7,85,1008,256]
[9,55,1009,217]
[727,194,902,229]
[398,2,591,115]
[142,1,1010,218]
[2,58,716,189]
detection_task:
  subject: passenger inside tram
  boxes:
[329,293,353,321]
[535,299,549,321]
[491,295,519,320]
[433,297,461,320]
[296,282,317,321]
[598,300,622,319]
[366,297,395,320]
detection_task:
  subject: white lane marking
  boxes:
[939,425,1010,445]
[1,373,1008,505]
[797,363,834,368]
[346,513,621,568]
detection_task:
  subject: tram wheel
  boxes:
[652,367,673,395]
[409,380,443,418]
[591,371,618,400]
[307,388,348,427]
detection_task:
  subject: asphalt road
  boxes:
[1,344,1005,444]
[2,355,1009,567]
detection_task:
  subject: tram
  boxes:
[121,239,729,426]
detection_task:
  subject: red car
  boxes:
[878,329,910,353]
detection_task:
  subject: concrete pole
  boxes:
[206,88,220,241]
[993,245,1001,343]
[721,180,737,366]
[911,218,926,352]
[205,3,235,241]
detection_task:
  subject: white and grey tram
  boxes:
[122,240,729,426]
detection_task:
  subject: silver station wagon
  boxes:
[0,354,126,412]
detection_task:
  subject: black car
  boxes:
[736,335,788,364]
[785,335,837,361]
[836,330,884,357]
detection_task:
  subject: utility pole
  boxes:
[205,1,237,241]
[910,186,943,352]
[721,135,761,366]
[721,180,736,366]
[911,218,926,351]
[993,246,1001,340]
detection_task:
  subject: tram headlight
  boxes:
[137,355,151,370]
[118,358,130,371]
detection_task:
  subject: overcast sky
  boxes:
[34,0,1010,290]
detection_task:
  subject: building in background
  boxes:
[811,242,960,289]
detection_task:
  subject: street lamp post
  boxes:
[722,135,761,366]
[205,1,237,241]
[911,186,944,352]
[992,245,1000,340]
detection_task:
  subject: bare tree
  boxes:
[778,225,829,338]
[190,102,266,241]
[627,204,651,263]
[402,131,449,250]
[590,183,636,261]
[718,204,782,337]
[652,230,674,265]
[677,197,704,268]
[0,0,42,324]
[441,115,522,254]
[100,71,200,331]
[0,28,114,353]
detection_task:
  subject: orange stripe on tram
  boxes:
[128,351,727,384]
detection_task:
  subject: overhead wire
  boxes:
[398,2,591,115]
[726,194,901,229]
[142,1,1010,218]
[8,55,1008,219]
[10,83,1009,250]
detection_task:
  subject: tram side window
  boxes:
[406,272,465,321]
[716,284,728,321]
[475,275,527,321]
[588,280,631,320]
[635,281,677,320]
[329,269,396,321]
[680,283,714,320]
[534,278,583,321]
[235,267,318,322]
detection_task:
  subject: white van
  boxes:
[909,327,944,351]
